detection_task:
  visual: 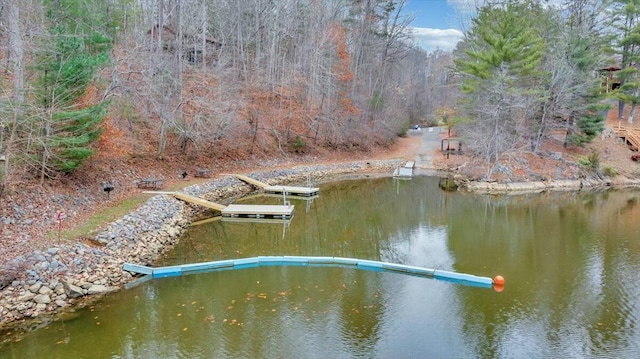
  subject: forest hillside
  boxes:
[0,0,455,193]
[2,1,640,272]
[0,1,458,271]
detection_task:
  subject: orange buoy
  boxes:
[493,275,505,286]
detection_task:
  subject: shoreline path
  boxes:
[413,126,443,172]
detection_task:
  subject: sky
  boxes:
[404,0,567,52]
[403,0,469,52]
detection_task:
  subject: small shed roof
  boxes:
[598,65,622,72]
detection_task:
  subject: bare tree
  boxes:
[1,0,25,193]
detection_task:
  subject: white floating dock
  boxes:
[243,192,319,201]
[222,204,294,219]
[263,185,319,197]
[173,192,294,219]
[221,217,292,224]
[393,167,413,178]
[393,161,414,178]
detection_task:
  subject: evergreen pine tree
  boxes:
[454,0,545,175]
[612,0,640,124]
[35,0,112,174]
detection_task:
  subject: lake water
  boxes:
[1,176,639,358]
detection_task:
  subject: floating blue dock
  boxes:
[123,256,498,289]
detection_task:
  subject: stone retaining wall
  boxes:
[459,176,640,194]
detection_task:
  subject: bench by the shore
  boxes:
[136,178,164,189]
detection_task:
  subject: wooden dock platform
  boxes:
[229,174,320,197]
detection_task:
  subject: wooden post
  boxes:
[57,211,65,244]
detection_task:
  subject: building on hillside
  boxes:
[597,65,621,93]
[146,24,221,66]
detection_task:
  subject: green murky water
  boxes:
[2,176,639,358]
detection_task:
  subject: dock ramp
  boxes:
[229,174,319,197]
[172,192,226,211]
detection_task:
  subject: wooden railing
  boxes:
[614,124,640,151]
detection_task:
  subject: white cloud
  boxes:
[447,0,564,12]
[447,0,483,14]
[409,27,464,52]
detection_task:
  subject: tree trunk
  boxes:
[563,111,576,148]
[201,0,207,69]
[3,1,25,191]
[627,103,637,124]
[7,1,24,116]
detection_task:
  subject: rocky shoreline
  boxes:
[0,160,397,331]
[457,176,640,194]
[2,159,639,333]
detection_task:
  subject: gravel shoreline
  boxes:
[0,160,397,331]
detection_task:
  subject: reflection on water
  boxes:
[2,177,640,358]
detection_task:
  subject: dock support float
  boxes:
[123,256,501,289]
